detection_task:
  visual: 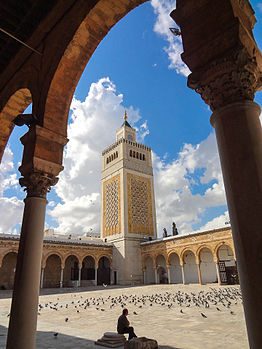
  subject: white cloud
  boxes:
[0,147,23,234]
[49,78,149,235]
[153,133,227,235]
[151,0,190,76]
[257,3,262,12]
[1,78,228,237]
[197,211,230,232]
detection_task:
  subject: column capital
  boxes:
[171,0,262,111]
[188,48,262,111]
[19,171,58,198]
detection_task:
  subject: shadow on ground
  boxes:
[0,325,181,349]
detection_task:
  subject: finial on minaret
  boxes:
[124,110,127,120]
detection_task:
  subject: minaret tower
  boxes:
[101,112,157,285]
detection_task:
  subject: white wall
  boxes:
[199,248,217,284]
[184,250,199,283]
[145,257,155,284]
[169,253,183,283]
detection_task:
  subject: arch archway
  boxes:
[144,256,154,284]
[0,88,32,161]
[156,255,167,284]
[199,248,217,284]
[97,256,110,285]
[64,255,79,287]
[183,250,198,284]
[81,256,95,286]
[43,254,61,288]
[169,252,183,284]
[217,244,238,285]
[0,252,17,290]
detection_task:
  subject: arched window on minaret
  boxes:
[130,150,132,157]
[143,154,145,161]
[136,152,139,159]
[116,151,118,158]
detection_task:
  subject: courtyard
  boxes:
[0,284,248,349]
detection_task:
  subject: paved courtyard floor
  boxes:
[0,284,248,349]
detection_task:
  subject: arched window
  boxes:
[116,151,118,158]
[133,151,136,157]
[106,158,109,164]
[130,150,132,157]
[139,153,142,160]
[136,152,139,159]
[143,154,145,161]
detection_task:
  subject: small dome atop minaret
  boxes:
[121,110,132,128]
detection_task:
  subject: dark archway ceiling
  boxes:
[0,0,59,75]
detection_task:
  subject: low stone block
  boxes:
[124,337,158,349]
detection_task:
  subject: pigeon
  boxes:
[133,311,138,315]
[54,333,58,337]
[180,309,184,314]
[103,283,107,288]
[201,313,207,318]
[65,318,69,322]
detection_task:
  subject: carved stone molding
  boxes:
[19,171,58,198]
[187,48,262,111]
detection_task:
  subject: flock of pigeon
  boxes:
[36,286,242,329]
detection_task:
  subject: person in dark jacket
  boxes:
[117,308,137,340]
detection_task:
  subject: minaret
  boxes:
[101,112,157,285]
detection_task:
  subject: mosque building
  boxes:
[0,116,238,289]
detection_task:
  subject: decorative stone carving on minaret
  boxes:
[103,174,121,237]
[127,173,153,235]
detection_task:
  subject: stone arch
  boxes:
[0,248,18,268]
[215,242,235,260]
[42,250,63,268]
[216,244,238,285]
[81,255,96,285]
[168,252,183,284]
[97,254,112,268]
[63,254,80,287]
[0,252,18,289]
[182,249,199,284]
[196,244,215,260]
[97,256,111,285]
[43,0,147,137]
[43,254,61,288]
[0,88,32,161]
[198,247,217,284]
[156,254,167,284]
[144,255,154,284]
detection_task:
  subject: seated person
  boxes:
[117,308,137,340]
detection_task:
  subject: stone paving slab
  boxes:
[0,284,248,349]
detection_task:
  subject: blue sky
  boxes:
[1,0,262,237]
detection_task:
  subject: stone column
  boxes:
[6,172,57,349]
[60,268,64,288]
[142,269,146,285]
[181,264,185,285]
[78,267,81,287]
[94,267,98,286]
[196,263,202,285]
[171,2,262,346]
[154,267,158,284]
[40,267,44,289]
[215,261,222,285]
[167,265,171,284]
